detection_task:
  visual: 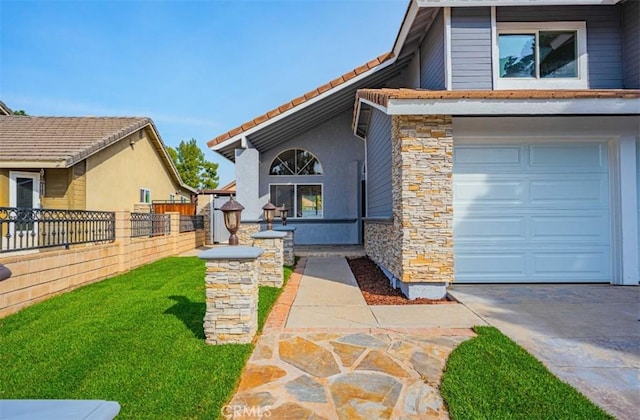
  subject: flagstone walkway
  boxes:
[225,258,478,419]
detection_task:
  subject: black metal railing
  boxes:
[179,215,204,233]
[130,213,171,238]
[0,207,115,253]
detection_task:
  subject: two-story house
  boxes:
[208,0,639,298]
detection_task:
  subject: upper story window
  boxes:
[270,149,323,176]
[494,22,587,89]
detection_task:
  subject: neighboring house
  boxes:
[0,116,195,212]
[0,101,12,116]
[209,0,640,297]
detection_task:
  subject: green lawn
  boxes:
[441,326,613,420]
[0,256,287,419]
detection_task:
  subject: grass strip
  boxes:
[441,326,613,420]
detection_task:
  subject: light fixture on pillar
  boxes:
[220,196,244,245]
[262,201,277,230]
[278,203,288,226]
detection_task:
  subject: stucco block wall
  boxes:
[85,130,184,211]
[394,115,454,284]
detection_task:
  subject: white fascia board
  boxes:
[353,99,390,138]
[416,0,620,6]
[386,97,640,115]
[392,0,420,58]
[359,99,389,115]
[211,58,398,153]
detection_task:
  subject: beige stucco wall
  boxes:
[0,169,9,207]
[85,129,189,211]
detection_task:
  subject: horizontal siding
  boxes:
[366,109,392,218]
[497,5,623,89]
[451,7,493,90]
[420,9,445,90]
[623,0,640,88]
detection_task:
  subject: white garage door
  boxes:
[453,141,610,283]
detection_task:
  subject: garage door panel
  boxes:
[455,217,524,241]
[531,215,609,242]
[530,178,608,205]
[453,141,610,283]
[454,145,522,167]
[529,143,607,169]
[532,250,610,279]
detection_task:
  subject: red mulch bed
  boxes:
[347,256,455,305]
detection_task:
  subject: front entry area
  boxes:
[453,140,611,283]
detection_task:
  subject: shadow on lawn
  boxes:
[164,295,205,339]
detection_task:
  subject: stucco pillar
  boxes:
[391,115,454,299]
[615,136,639,285]
[251,230,286,287]
[114,211,131,273]
[199,246,263,345]
[235,148,261,220]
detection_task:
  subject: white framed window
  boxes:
[139,188,151,204]
[269,149,323,176]
[270,184,323,219]
[493,21,588,89]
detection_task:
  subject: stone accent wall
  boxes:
[197,195,212,245]
[203,258,258,344]
[393,114,454,284]
[252,235,284,288]
[364,220,401,280]
[238,223,261,246]
[281,230,295,266]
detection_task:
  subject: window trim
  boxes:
[269,148,323,176]
[269,183,324,219]
[139,188,151,204]
[492,21,588,90]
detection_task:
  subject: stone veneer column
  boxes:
[199,246,263,345]
[273,226,296,266]
[391,114,454,299]
[237,222,261,246]
[251,230,286,287]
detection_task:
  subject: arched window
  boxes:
[269,149,323,176]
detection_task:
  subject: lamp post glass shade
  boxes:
[262,202,277,230]
[220,197,244,245]
[278,203,288,225]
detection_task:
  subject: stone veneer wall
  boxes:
[203,257,259,344]
[364,220,401,280]
[251,235,285,287]
[392,114,454,284]
[238,223,261,246]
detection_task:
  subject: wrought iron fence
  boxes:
[0,207,115,253]
[130,213,171,238]
[179,215,204,233]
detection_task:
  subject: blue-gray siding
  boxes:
[420,9,445,90]
[366,108,392,218]
[497,5,624,89]
[623,0,640,88]
[450,7,493,90]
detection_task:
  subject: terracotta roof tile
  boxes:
[207,52,395,148]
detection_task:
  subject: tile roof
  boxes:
[207,52,395,148]
[356,88,640,107]
[0,116,152,166]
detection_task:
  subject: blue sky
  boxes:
[0,0,407,186]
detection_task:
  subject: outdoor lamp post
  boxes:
[278,203,288,226]
[262,202,277,230]
[220,196,244,245]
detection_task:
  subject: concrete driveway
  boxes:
[448,284,640,420]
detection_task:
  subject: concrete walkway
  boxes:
[227,257,483,419]
[449,284,640,420]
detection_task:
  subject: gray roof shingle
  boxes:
[0,116,152,166]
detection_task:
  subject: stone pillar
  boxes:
[114,211,131,274]
[199,246,264,345]
[273,226,296,266]
[251,230,286,287]
[391,114,454,299]
[237,222,261,246]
